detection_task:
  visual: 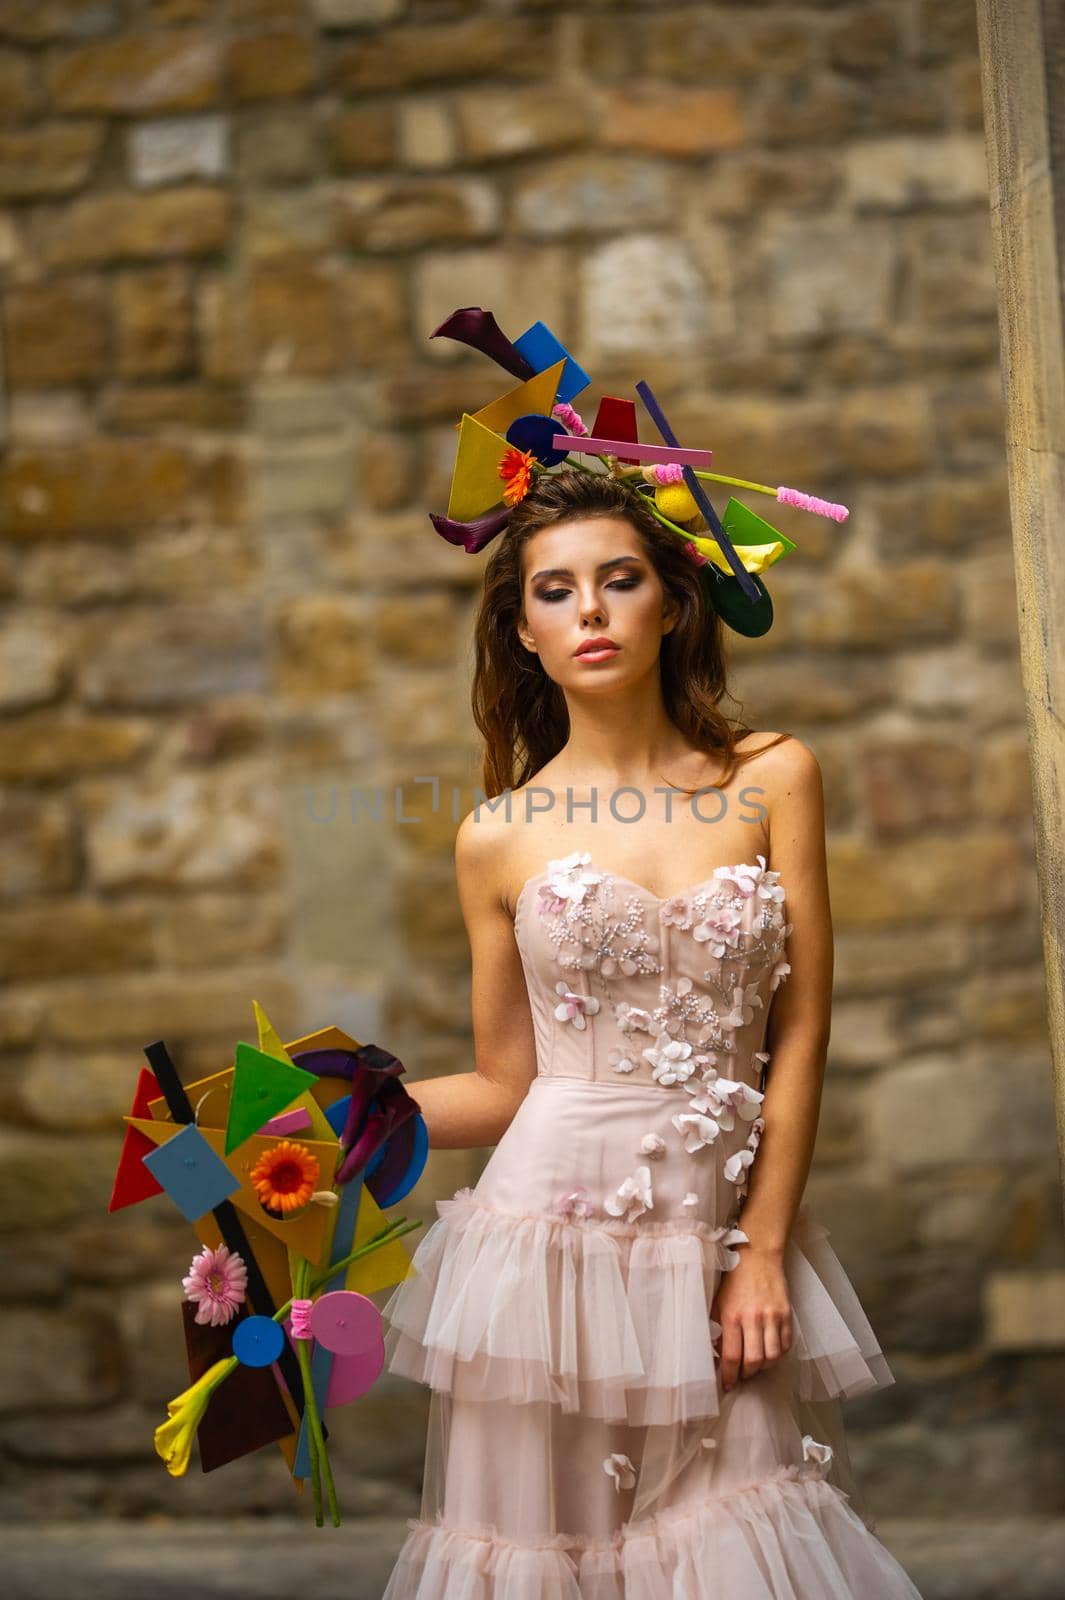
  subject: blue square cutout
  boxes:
[143,1124,240,1222]
[514,322,590,405]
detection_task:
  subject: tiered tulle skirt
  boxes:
[380,1076,924,1598]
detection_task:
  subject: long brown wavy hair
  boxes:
[471,469,787,797]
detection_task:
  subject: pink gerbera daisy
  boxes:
[182,1243,248,1327]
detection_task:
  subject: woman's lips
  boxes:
[575,645,620,663]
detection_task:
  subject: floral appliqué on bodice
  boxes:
[526,849,792,1249]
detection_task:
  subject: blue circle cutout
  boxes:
[232,1314,285,1368]
[372,1111,429,1208]
[506,413,569,467]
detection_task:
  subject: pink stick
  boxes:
[553,434,713,467]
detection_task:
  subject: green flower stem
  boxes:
[294,1252,340,1527]
[297,1333,324,1526]
[308,1217,422,1296]
[289,1255,324,1525]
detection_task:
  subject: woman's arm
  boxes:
[401,808,538,1150]
[735,735,834,1256]
[711,736,834,1389]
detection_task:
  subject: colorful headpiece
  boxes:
[429,307,849,638]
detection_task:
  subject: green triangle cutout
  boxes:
[224,1041,319,1155]
[721,495,796,555]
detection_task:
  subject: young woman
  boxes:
[380,469,925,1597]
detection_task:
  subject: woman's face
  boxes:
[517,514,677,689]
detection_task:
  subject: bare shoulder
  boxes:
[455,800,510,913]
[737,730,822,798]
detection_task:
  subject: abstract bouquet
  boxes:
[108,1001,427,1526]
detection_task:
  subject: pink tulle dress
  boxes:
[380,851,925,1598]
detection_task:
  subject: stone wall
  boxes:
[0,0,1061,1527]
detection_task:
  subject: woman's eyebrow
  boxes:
[530,556,645,581]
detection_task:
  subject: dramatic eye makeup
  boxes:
[529,557,646,605]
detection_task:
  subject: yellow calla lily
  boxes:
[154,1354,238,1477]
[686,535,787,576]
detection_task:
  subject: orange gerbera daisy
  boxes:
[249,1139,320,1215]
[499,446,536,506]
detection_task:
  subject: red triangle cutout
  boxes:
[108,1067,166,1213]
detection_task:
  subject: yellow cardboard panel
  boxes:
[446,414,512,522]
[471,359,566,439]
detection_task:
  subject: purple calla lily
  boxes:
[430,307,536,382]
[429,506,512,553]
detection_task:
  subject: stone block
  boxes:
[4,276,107,387]
[787,563,959,650]
[337,176,499,250]
[896,644,1024,724]
[154,892,286,970]
[46,31,221,113]
[256,441,353,519]
[225,28,315,102]
[866,1054,1055,1175]
[580,234,707,358]
[827,5,904,71]
[44,968,293,1044]
[513,156,672,238]
[336,261,408,367]
[328,103,393,171]
[81,764,280,889]
[0,1306,122,1412]
[1,441,195,538]
[0,1128,120,1233]
[79,603,267,708]
[100,383,245,433]
[869,472,1010,556]
[312,0,403,21]
[399,99,457,171]
[245,260,340,375]
[0,120,102,197]
[598,85,744,156]
[276,592,372,696]
[985,1271,1065,1350]
[38,186,231,266]
[909,212,996,324]
[374,592,456,667]
[114,265,194,379]
[860,737,974,837]
[765,218,897,338]
[976,731,1034,822]
[844,135,988,210]
[759,77,864,146]
[0,609,70,709]
[356,430,416,513]
[827,830,1023,926]
[456,86,590,162]
[127,113,229,187]
[0,47,35,119]
[962,549,1020,646]
[644,10,815,81]
[0,790,77,896]
[729,655,891,725]
[0,713,152,781]
[236,107,317,182]
[0,899,154,980]
[330,17,554,92]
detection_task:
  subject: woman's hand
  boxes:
[710,1245,792,1392]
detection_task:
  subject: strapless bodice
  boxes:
[513,849,791,1096]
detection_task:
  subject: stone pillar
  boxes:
[975,1,1065,1216]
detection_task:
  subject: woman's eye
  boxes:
[538,579,639,604]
